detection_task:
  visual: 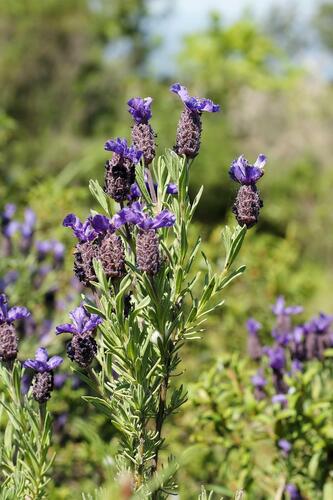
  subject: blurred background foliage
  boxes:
[1,0,333,497]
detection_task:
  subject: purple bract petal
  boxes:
[82,314,103,334]
[104,137,143,164]
[90,214,115,234]
[56,323,78,335]
[35,347,49,363]
[229,155,265,185]
[170,83,220,113]
[7,306,30,323]
[47,355,64,370]
[63,214,97,242]
[128,97,153,124]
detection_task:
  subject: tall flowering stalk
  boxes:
[61,84,266,497]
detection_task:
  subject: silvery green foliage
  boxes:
[0,362,54,499]
[77,151,247,498]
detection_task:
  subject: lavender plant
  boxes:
[59,83,266,497]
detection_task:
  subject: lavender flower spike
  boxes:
[171,83,220,159]
[229,154,266,228]
[56,304,102,336]
[0,294,30,362]
[24,347,63,404]
[170,83,220,113]
[128,97,156,165]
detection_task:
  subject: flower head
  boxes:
[306,312,333,334]
[24,347,63,373]
[170,83,220,113]
[166,183,178,195]
[229,155,266,185]
[104,137,142,164]
[128,97,153,124]
[63,214,97,242]
[20,208,36,239]
[56,304,102,336]
[272,296,303,317]
[0,293,30,325]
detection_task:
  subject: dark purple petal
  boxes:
[128,97,153,124]
[170,82,220,113]
[7,306,30,323]
[91,214,114,234]
[129,183,141,199]
[47,355,63,370]
[0,294,8,322]
[35,347,49,363]
[56,323,78,335]
[166,183,178,195]
[229,155,265,185]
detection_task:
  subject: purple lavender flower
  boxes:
[104,137,142,164]
[56,305,102,336]
[166,183,178,195]
[285,484,302,500]
[0,293,30,362]
[306,312,333,333]
[20,208,36,253]
[278,438,292,457]
[113,202,175,231]
[63,214,98,242]
[229,154,266,185]
[24,347,63,373]
[251,370,267,400]
[128,97,153,124]
[90,214,115,234]
[170,83,220,113]
[247,318,262,360]
[54,373,67,389]
[53,241,65,265]
[0,271,18,293]
[36,240,53,260]
[264,346,285,372]
[24,347,63,403]
[272,296,303,317]
[129,183,141,200]
[272,393,288,405]
[0,293,30,325]
[1,204,19,238]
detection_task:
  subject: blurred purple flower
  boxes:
[170,83,220,113]
[104,137,142,164]
[272,393,288,405]
[278,438,292,457]
[285,484,302,500]
[128,97,153,124]
[54,373,67,389]
[0,271,18,292]
[229,155,266,185]
[272,296,303,317]
[0,293,30,324]
[56,304,102,336]
[24,347,63,373]
[264,346,285,371]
